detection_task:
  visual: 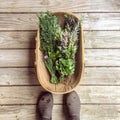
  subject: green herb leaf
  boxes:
[37,11,81,83]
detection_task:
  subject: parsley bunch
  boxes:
[37,12,80,83]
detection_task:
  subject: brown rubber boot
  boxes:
[64,91,80,120]
[38,92,53,120]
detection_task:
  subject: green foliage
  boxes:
[45,58,58,83]
[37,11,80,83]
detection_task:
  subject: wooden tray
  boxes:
[35,11,84,94]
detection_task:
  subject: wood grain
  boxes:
[85,49,120,66]
[0,86,120,104]
[83,67,120,85]
[0,0,120,12]
[0,67,120,85]
[0,31,36,48]
[0,49,120,67]
[0,50,34,67]
[0,68,38,85]
[0,105,120,120]
[0,0,119,119]
[85,31,120,48]
[0,13,120,30]
[0,31,120,48]
[82,13,120,30]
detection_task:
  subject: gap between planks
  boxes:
[1,48,120,50]
[0,11,120,14]
[0,100,120,105]
[0,84,120,87]
[0,30,120,32]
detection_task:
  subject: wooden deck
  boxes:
[0,0,120,120]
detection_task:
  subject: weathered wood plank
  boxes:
[53,105,120,120]
[0,68,38,85]
[0,86,120,104]
[82,13,120,30]
[0,31,120,48]
[0,0,119,12]
[0,105,38,120]
[0,49,120,67]
[0,31,36,48]
[85,49,120,66]
[0,50,34,67]
[83,67,120,85]
[0,14,37,31]
[0,13,120,30]
[0,105,120,120]
[85,31,120,48]
[0,67,120,85]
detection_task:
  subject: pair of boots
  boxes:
[38,91,80,120]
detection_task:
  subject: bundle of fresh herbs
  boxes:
[37,11,80,84]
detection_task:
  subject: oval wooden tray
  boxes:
[35,11,84,94]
